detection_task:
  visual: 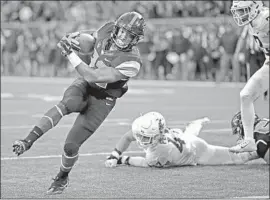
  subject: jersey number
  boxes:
[167,137,186,153]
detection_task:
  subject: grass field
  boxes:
[1,77,269,199]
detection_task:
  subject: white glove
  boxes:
[104,150,121,168]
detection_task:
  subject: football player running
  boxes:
[105,112,260,168]
[12,11,145,194]
[230,1,269,152]
[231,112,269,164]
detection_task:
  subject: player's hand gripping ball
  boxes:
[66,32,96,55]
[57,36,73,57]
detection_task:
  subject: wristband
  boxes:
[111,150,120,159]
[67,52,82,68]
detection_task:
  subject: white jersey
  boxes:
[249,7,269,55]
[145,128,197,167]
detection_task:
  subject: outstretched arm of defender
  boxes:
[120,156,149,167]
[105,130,137,167]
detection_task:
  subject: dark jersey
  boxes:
[89,22,142,98]
[254,119,270,158]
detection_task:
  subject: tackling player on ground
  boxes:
[230,1,269,152]
[231,111,269,164]
[12,11,145,194]
[105,112,262,168]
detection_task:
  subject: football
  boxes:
[77,33,96,54]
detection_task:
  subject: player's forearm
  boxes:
[67,52,115,83]
[128,156,149,167]
[234,38,245,55]
[115,131,135,153]
[75,62,99,83]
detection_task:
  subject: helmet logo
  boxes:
[127,14,138,28]
[158,119,164,134]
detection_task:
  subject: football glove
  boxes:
[57,36,73,57]
[105,148,122,168]
[66,32,81,52]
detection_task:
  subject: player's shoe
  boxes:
[229,138,257,153]
[47,176,69,195]
[184,117,211,136]
[12,140,32,156]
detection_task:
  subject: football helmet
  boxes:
[112,11,145,51]
[132,112,166,148]
[231,111,260,140]
[231,1,264,26]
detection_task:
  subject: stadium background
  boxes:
[1,1,269,199]
[1,0,269,81]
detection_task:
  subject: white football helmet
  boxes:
[231,1,264,26]
[132,112,166,149]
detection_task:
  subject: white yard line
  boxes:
[1,150,143,161]
[1,120,229,130]
[1,76,246,88]
[234,196,269,199]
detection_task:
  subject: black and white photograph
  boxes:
[1,1,269,199]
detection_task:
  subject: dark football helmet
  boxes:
[112,11,145,51]
[231,111,260,140]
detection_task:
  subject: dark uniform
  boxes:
[253,119,270,160]
[62,22,142,149]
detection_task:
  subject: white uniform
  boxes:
[144,128,253,167]
[249,7,269,55]
[239,7,269,141]
[145,129,197,167]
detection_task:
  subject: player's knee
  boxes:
[240,90,252,103]
[55,102,68,116]
[64,143,80,156]
[60,97,86,114]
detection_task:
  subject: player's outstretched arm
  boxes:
[105,130,136,168]
[119,156,149,167]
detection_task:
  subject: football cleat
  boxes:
[47,176,69,195]
[229,138,257,153]
[12,140,32,156]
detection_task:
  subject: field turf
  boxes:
[1,77,269,199]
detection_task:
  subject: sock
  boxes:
[59,153,79,178]
[241,99,255,140]
[24,104,67,144]
[37,104,67,134]
[24,126,44,144]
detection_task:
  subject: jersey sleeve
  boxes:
[115,61,141,78]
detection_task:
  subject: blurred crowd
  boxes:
[1,1,267,81]
[1,1,232,22]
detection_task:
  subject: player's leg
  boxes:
[231,56,269,152]
[192,136,259,165]
[12,78,89,156]
[47,95,116,195]
[183,117,210,136]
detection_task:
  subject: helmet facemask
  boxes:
[112,26,139,50]
[231,1,263,26]
[134,132,161,149]
[132,112,166,149]
[112,11,145,51]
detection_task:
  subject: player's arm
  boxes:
[120,156,149,167]
[105,130,137,167]
[58,37,140,83]
[234,25,248,56]
[74,59,140,83]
